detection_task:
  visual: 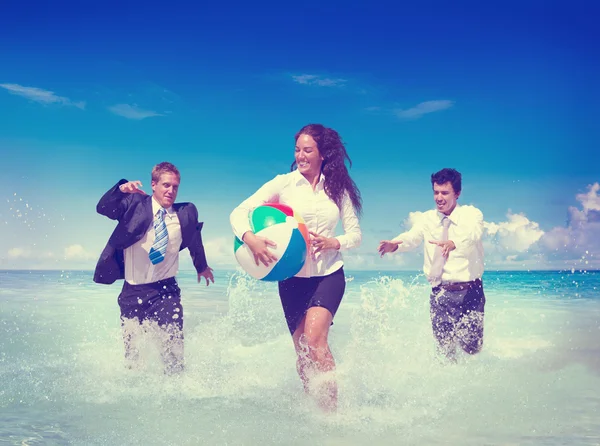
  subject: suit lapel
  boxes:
[174,203,185,225]
[143,195,154,226]
[174,203,188,247]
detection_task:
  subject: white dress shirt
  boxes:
[392,204,484,284]
[230,169,362,278]
[124,196,182,285]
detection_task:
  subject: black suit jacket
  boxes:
[93,179,208,285]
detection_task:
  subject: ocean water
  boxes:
[1,269,599,445]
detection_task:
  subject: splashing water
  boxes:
[1,269,599,445]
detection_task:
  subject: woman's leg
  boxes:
[293,307,336,411]
[292,315,310,393]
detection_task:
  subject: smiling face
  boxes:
[433,181,460,215]
[295,134,323,179]
[152,172,180,208]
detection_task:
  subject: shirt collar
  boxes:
[293,168,325,186]
[437,204,460,224]
[151,196,173,215]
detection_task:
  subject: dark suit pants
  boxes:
[430,279,486,359]
[118,277,184,373]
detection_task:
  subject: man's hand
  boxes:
[243,232,278,266]
[119,181,147,195]
[197,266,215,286]
[378,240,403,257]
[309,231,340,254]
[429,240,456,258]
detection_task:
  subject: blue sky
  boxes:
[1,0,598,271]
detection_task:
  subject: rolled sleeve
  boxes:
[452,208,484,255]
[392,217,425,252]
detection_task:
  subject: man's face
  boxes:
[152,172,180,208]
[433,181,459,215]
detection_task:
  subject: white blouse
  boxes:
[230,169,362,277]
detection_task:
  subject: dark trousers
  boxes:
[117,277,184,373]
[278,267,346,335]
[430,279,486,359]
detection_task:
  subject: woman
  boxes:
[230,123,362,411]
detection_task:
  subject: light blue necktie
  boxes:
[149,208,168,265]
[430,216,450,286]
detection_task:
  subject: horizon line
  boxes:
[1,268,598,274]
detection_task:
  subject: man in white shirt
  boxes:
[378,168,485,360]
[94,162,214,373]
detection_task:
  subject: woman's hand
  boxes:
[309,231,340,254]
[242,232,278,266]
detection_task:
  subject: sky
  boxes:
[1,0,599,272]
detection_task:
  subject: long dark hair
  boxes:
[291,124,362,216]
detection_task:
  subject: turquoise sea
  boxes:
[1,269,599,445]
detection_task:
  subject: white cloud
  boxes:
[394,100,453,119]
[64,244,95,261]
[5,248,54,261]
[480,184,600,268]
[204,237,238,267]
[1,244,91,269]
[575,182,600,213]
[537,183,600,266]
[291,74,347,87]
[107,104,163,120]
[344,250,420,271]
[399,210,548,268]
[405,211,425,229]
[0,83,85,109]
[484,212,544,252]
[179,236,238,271]
[374,184,600,270]
[398,210,544,258]
[7,247,30,258]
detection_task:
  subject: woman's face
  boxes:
[295,134,323,177]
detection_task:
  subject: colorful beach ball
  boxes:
[234,203,310,281]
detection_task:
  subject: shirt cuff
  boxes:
[234,225,253,242]
[335,235,357,251]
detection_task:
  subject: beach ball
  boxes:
[234,203,310,281]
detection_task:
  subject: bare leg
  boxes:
[296,307,337,412]
[292,315,312,394]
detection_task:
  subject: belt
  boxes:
[434,279,481,292]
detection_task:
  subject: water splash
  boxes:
[1,270,599,445]
[5,192,65,233]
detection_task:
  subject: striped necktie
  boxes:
[149,208,168,265]
[430,216,450,287]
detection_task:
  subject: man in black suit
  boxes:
[94,161,214,373]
